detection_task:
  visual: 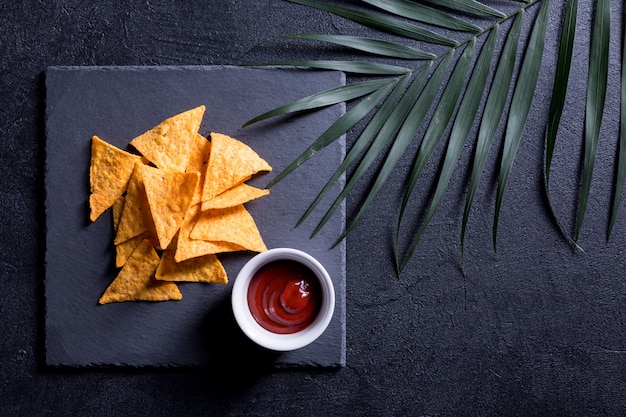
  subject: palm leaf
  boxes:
[544,0,578,245]
[333,54,453,249]
[396,41,475,271]
[609,10,626,240]
[576,0,610,241]
[311,67,432,239]
[400,27,498,266]
[297,73,413,229]
[243,60,410,75]
[243,0,623,273]
[362,0,481,33]
[286,0,459,46]
[266,78,397,188]
[493,0,550,251]
[282,34,436,60]
[461,17,523,255]
[242,78,397,127]
[420,0,505,19]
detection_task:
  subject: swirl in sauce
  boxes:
[247,260,322,334]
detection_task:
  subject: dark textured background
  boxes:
[2,1,626,415]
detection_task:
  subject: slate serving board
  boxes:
[45,66,346,368]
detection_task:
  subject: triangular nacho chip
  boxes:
[174,204,246,262]
[115,232,159,268]
[111,196,125,232]
[190,204,267,253]
[201,183,269,211]
[114,166,156,245]
[186,133,212,174]
[186,134,212,205]
[156,250,228,284]
[130,105,205,172]
[140,164,199,250]
[200,132,272,202]
[114,165,157,245]
[98,239,182,304]
[89,136,142,222]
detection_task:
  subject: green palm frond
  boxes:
[280,34,436,60]
[243,0,621,274]
[493,0,550,251]
[544,0,579,250]
[609,4,626,241]
[462,17,522,257]
[397,41,475,272]
[420,0,506,19]
[576,0,610,241]
[362,0,481,33]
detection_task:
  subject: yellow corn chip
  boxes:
[130,105,205,172]
[91,105,274,305]
[156,250,228,284]
[114,165,157,245]
[186,134,211,205]
[190,204,267,253]
[140,164,199,250]
[201,132,272,202]
[99,239,182,304]
[201,183,269,211]
[174,204,246,262]
[186,133,211,174]
[111,196,125,232]
[115,232,159,268]
[89,136,142,222]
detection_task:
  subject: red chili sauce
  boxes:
[247,260,322,334]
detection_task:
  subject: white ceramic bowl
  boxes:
[231,248,335,351]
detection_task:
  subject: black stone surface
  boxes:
[3,1,626,416]
[45,66,346,367]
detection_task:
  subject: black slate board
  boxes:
[44,66,346,368]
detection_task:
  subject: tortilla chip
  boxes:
[201,183,269,211]
[140,164,199,250]
[114,166,157,245]
[99,239,182,304]
[111,196,125,232]
[115,232,159,268]
[190,204,267,253]
[201,132,272,202]
[156,250,228,284]
[186,134,212,174]
[186,134,211,205]
[89,136,142,222]
[130,105,205,172]
[174,204,246,262]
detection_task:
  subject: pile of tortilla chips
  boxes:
[89,105,272,304]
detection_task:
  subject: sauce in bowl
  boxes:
[247,260,322,334]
